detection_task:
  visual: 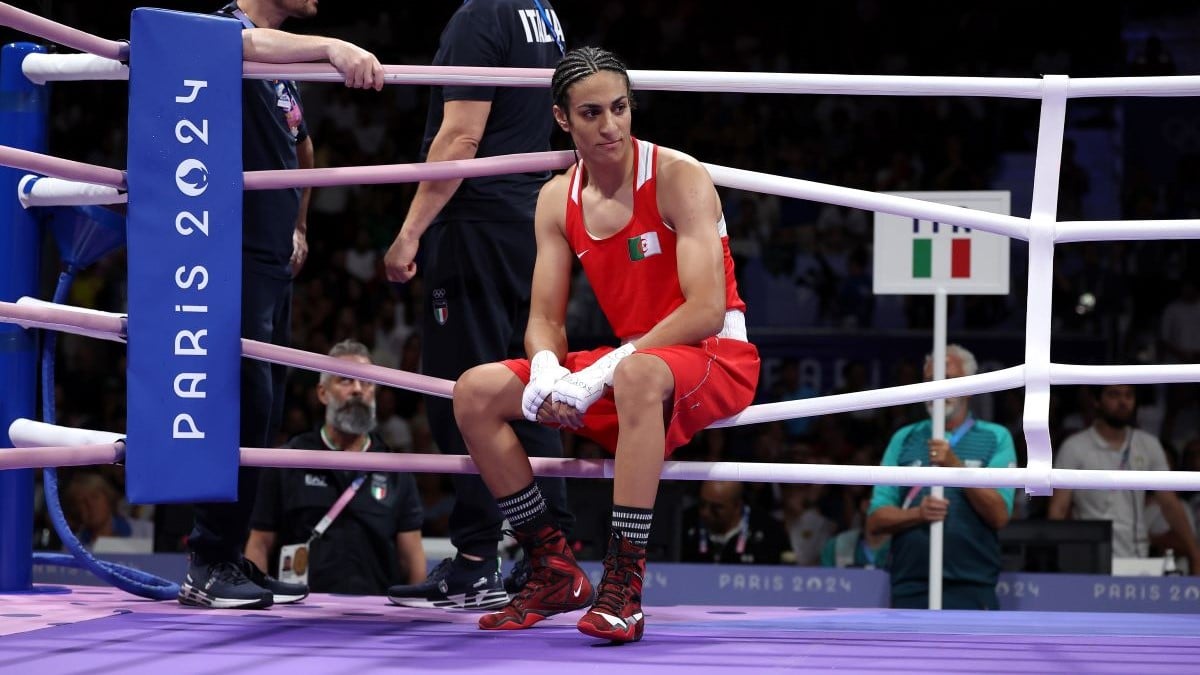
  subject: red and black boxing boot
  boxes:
[478,524,594,630]
[576,528,647,643]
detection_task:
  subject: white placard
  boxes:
[873,191,1011,295]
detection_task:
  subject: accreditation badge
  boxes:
[279,542,310,585]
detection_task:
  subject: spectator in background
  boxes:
[768,359,818,440]
[1178,440,1200,544]
[866,344,1016,609]
[1057,138,1091,221]
[374,387,414,452]
[821,488,890,569]
[1129,34,1177,76]
[681,481,794,564]
[344,229,378,283]
[1158,280,1200,448]
[245,340,426,595]
[1049,384,1200,575]
[778,482,836,566]
[1147,446,1198,570]
[66,471,153,548]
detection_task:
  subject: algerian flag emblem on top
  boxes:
[627,232,662,261]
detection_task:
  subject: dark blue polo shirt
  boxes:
[217,2,309,276]
[422,0,565,223]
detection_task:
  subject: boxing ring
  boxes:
[2,3,1200,672]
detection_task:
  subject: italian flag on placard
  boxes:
[627,232,662,261]
[912,238,971,279]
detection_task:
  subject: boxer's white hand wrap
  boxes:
[551,343,636,414]
[522,350,569,422]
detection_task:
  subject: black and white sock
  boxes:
[612,505,653,548]
[497,482,550,531]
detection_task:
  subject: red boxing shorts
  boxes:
[503,336,760,456]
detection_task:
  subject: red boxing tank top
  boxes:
[563,138,746,341]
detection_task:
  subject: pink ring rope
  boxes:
[0,300,454,397]
[244,62,554,87]
[0,145,573,194]
[1,444,123,469]
[0,145,126,189]
[242,340,453,398]
[0,3,128,61]
[243,150,575,190]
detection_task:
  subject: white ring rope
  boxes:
[248,64,1056,97]
[11,419,123,446]
[11,420,1200,493]
[20,52,129,86]
[1021,75,1068,496]
[18,174,126,208]
[24,50,1200,101]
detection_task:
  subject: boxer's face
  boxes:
[554,71,632,160]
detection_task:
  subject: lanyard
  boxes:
[229,6,255,29]
[531,0,565,55]
[858,536,877,568]
[901,416,975,509]
[698,506,750,557]
[308,428,372,542]
[310,475,364,542]
[1117,429,1134,470]
[946,416,976,448]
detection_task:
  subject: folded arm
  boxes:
[242,28,384,90]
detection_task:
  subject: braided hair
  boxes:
[551,46,634,116]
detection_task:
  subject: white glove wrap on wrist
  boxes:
[551,343,636,414]
[522,350,569,422]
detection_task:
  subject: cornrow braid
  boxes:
[551,46,634,112]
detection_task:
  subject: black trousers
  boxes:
[188,264,291,564]
[421,219,572,559]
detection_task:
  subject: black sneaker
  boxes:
[178,559,273,609]
[388,556,509,610]
[240,559,309,604]
[503,555,531,594]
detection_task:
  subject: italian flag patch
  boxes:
[911,237,971,279]
[627,232,662,261]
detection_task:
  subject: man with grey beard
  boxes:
[245,340,427,595]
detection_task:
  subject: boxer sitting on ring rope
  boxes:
[8,0,1200,618]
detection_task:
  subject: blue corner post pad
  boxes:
[125,9,243,504]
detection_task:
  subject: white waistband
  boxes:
[717,309,747,341]
[624,309,747,344]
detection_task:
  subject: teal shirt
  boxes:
[868,418,1016,594]
[820,528,890,569]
